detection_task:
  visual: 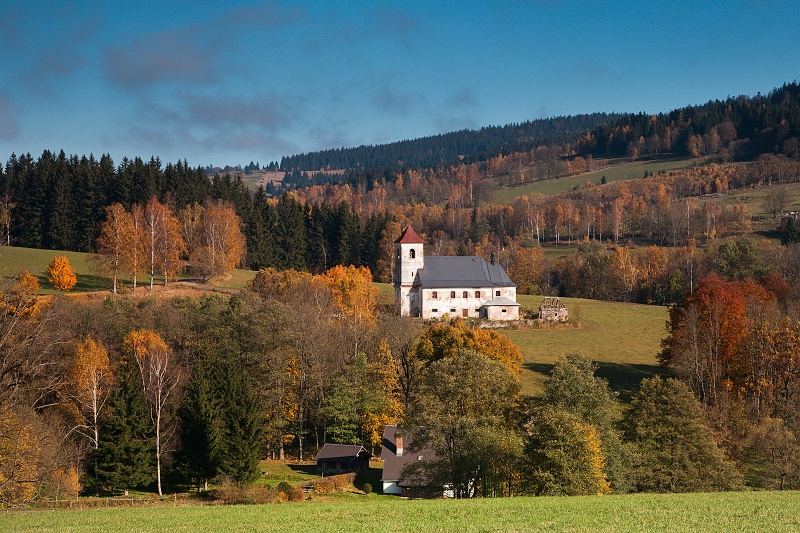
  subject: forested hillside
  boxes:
[276,83,800,180]
[278,113,619,172]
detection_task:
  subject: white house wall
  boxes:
[420,287,517,321]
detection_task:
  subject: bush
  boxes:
[276,481,293,496]
[313,479,335,494]
[289,488,305,501]
[363,482,372,494]
[215,482,250,504]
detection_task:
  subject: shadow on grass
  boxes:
[523,361,667,403]
[37,273,111,293]
[594,362,668,403]
[355,467,383,493]
[523,362,554,377]
[287,463,317,476]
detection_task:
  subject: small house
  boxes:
[539,296,568,322]
[381,425,450,497]
[314,443,372,474]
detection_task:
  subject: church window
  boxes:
[410,249,415,259]
[432,308,438,313]
[432,291,438,299]
[450,291,456,298]
[475,291,480,298]
[462,291,468,298]
[495,290,500,296]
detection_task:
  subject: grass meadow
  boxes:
[509,295,667,397]
[0,245,257,295]
[3,490,798,532]
[491,157,703,203]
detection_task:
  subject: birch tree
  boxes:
[66,336,114,481]
[125,329,181,496]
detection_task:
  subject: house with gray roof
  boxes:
[381,425,450,497]
[314,443,372,474]
[394,226,519,320]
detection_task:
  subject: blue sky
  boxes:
[1,0,799,168]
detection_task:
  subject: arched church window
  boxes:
[410,249,416,259]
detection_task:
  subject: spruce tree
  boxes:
[95,358,154,495]
[217,354,263,484]
[177,356,223,491]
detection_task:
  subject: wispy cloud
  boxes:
[371,73,425,115]
[365,6,421,38]
[176,91,302,130]
[446,87,479,110]
[104,2,306,89]
[0,92,20,141]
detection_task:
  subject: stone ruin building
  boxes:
[538,296,568,322]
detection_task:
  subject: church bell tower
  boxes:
[394,226,424,316]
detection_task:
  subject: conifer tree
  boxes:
[177,356,223,491]
[217,354,263,483]
[95,358,154,495]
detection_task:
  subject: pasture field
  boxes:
[0,246,257,295]
[507,295,667,397]
[3,490,798,532]
[374,285,667,398]
[699,181,800,219]
[491,157,702,203]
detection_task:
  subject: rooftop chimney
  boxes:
[396,435,404,456]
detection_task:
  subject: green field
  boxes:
[700,181,800,219]
[3,490,798,532]
[0,246,257,295]
[375,285,667,398]
[492,157,703,203]
[508,295,667,398]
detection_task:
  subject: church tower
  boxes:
[394,226,424,316]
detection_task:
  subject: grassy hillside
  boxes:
[0,246,257,295]
[510,295,667,398]
[4,251,666,398]
[700,181,800,220]
[377,284,667,399]
[3,490,798,532]
[492,157,703,203]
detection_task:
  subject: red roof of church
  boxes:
[395,226,423,244]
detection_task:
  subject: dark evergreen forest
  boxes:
[0,150,388,274]
[278,113,620,172]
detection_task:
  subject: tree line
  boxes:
[278,114,618,172]
[0,151,395,279]
[2,256,800,502]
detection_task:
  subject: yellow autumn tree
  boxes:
[67,336,115,454]
[0,270,45,318]
[0,411,40,504]
[96,203,136,294]
[361,339,403,449]
[47,255,77,291]
[193,201,246,280]
[508,246,544,295]
[416,318,523,375]
[325,265,379,356]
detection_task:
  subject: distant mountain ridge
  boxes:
[276,82,800,176]
[278,113,621,172]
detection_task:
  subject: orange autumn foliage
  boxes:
[47,255,77,291]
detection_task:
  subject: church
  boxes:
[394,226,519,320]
